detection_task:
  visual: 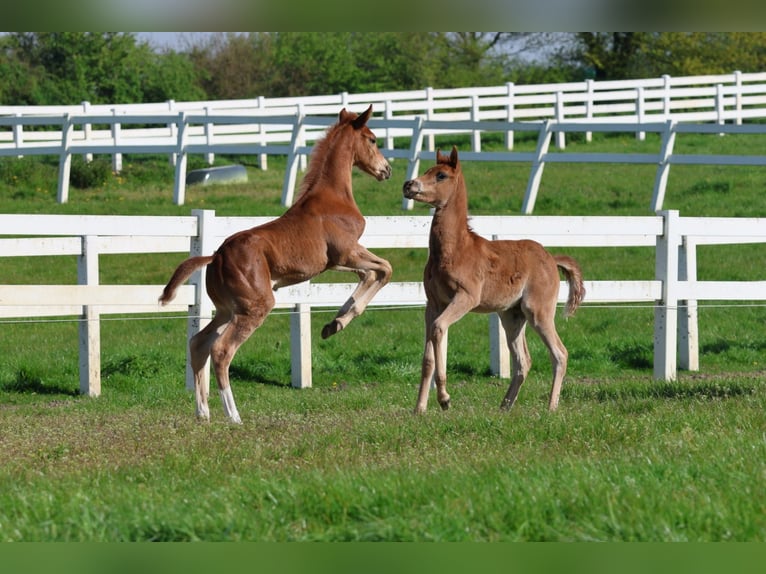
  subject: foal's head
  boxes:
[338,105,392,181]
[402,146,463,208]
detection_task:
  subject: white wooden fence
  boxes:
[2,71,766,211]
[1,210,763,396]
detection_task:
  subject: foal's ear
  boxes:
[351,105,373,130]
[339,108,352,122]
[449,145,460,169]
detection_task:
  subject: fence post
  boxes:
[13,112,24,158]
[57,114,74,204]
[78,235,101,396]
[111,108,122,173]
[402,116,426,211]
[636,87,646,141]
[585,79,594,143]
[678,236,699,371]
[654,210,680,381]
[282,110,306,206]
[554,91,566,149]
[384,100,395,152]
[521,120,553,215]
[204,105,215,165]
[298,104,308,172]
[651,120,677,212]
[662,74,672,120]
[489,232,510,378]
[734,70,743,125]
[290,302,313,388]
[716,83,725,134]
[167,99,177,167]
[425,86,435,151]
[488,314,510,378]
[505,82,515,150]
[81,101,93,163]
[471,94,481,152]
[173,112,189,206]
[186,209,217,393]
[257,96,268,170]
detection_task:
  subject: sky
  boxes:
[135,32,215,51]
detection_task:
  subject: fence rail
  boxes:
[1,210,763,396]
[2,71,766,211]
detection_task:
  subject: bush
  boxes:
[69,156,112,189]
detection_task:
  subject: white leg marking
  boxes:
[196,402,210,421]
[220,387,242,424]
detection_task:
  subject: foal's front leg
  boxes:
[321,246,392,338]
[427,294,475,412]
[415,304,439,413]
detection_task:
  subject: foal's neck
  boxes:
[299,130,356,206]
[430,180,472,256]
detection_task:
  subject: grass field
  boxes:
[0,129,764,541]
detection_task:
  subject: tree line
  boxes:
[1,32,764,107]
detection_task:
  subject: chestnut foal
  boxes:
[402,147,585,414]
[160,106,392,423]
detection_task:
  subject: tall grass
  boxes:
[0,130,764,541]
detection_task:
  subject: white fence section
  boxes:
[2,71,766,211]
[1,210,763,396]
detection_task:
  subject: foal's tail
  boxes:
[554,255,585,318]
[159,255,215,305]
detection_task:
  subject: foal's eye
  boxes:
[369,137,377,145]
[436,171,448,181]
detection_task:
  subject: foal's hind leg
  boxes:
[498,309,531,411]
[189,310,232,422]
[527,310,568,411]
[209,308,270,424]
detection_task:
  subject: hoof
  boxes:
[438,399,451,411]
[321,320,342,339]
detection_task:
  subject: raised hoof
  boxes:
[438,399,451,411]
[321,320,342,339]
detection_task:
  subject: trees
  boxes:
[186,32,525,99]
[0,32,203,105]
[568,32,766,80]
[2,32,764,107]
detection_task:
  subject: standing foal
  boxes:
[402,147,585,414]
[160,106,393,423]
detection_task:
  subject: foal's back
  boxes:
[432,232,561,314]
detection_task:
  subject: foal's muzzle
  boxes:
[402,180,421,199]
[377,162,392,181]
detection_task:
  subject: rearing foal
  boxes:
[402,147,585,414]
[160,106,393,423]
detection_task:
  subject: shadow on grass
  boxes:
[228,364,291,388]
[608,341,653,370]
[1,368,78,396]
[701,338,766,355]
[584,378,757,403]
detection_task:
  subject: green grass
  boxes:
[0,130,764,541]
